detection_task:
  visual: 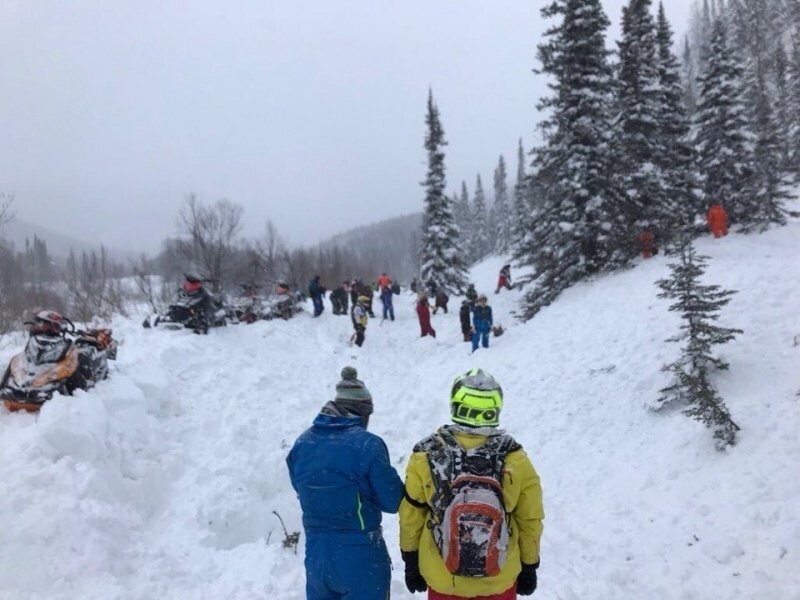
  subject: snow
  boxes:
[2,215,800,599]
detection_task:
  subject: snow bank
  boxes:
[1,215,799,599]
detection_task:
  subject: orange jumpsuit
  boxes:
[707,204,729,238]
[638,231,656,258]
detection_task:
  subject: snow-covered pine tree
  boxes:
[615,0,667,237]
[655,238,743,450]
[418,90,468,293]
[788,35,800,181]
[510,139,530,250]
[471,174,490,262]
[656,2,702,231]
[774,43,792,172]
[694,18,756,225]
[491,155,512,253]
[454,181,474,263]
[750,73,791,228]
[682,37,698,116]
[517,0,619,320]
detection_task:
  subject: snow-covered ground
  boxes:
[1,215,799,600]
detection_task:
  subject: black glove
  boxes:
[401,551,427,593]
[517,561,539,596]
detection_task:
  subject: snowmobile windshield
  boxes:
[24,335,71,364]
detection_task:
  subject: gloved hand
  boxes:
[517,561,539,596]
[401,551,427,593]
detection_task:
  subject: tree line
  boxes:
[418,0,797,315]
[0,193,422,333]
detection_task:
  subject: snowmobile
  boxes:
[229,283,265,324]
[263,283,303,321]
[143,274,227,333]
[0,310,119,412]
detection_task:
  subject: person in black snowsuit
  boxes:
[330,282,349,316]
[349,278,360,308]
[426,278,438,297]
[309,275,326,317]
[365,283,376,318]
[433,289,449,315]
[465,283,478,307]
[410,277,419,294]
[459,300,472,342]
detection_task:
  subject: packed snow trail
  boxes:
[1,218,799,599]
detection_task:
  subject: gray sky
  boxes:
[1,0,694,253]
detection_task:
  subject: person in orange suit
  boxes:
[707,203,729,238]
[638,227,657,259]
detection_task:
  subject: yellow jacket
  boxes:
[399,428,543,597]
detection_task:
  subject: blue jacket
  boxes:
[286,413,404,534]
[308,278,324,299]
[473,304,493,329]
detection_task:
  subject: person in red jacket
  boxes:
[376,273,392,291]
[707,203,729,238]
[416,293,436,338]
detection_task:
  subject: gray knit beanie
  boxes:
[334,366,374,417]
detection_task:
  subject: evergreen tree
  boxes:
[655,238,742,450]
[454,181,473,262]
[694,18,756,224]
[418,90,468,293]
[518,0,619,320]
[682,37,698,116]
[656,2,702,230]
[510,139,530,250]
[774,43,791,171]
[491,155,511,253]
[471,174,490,261]
[750,73,791,228]
[788,35,800,180]
[615,0,666,233]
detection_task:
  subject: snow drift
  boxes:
[1,216,798,599]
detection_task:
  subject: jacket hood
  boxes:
[312,412,365,430]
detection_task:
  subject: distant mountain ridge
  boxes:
[0,217,136,262]
[320,212,423,281]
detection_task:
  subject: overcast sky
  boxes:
[1,0,694,253]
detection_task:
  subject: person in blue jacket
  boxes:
[471,294,493,352]
[286,367,404,600]
[308,275,326,317]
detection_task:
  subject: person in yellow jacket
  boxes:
[399,368,543,599]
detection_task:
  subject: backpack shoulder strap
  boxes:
[479,433,522,481]
[416,428,465,523]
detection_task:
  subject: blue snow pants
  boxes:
[312,295,324,317]
[304,529,391,600]
[381,292,394,321]
[472,319,491,351]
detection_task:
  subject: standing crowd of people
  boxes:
[309,267,513,353]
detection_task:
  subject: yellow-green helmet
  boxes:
[450,368,503,427]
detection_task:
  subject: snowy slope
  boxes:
[1,215,799,600]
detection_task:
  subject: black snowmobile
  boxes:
[1,311,119,412]
[143,274,227,334]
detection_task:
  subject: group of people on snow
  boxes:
[309,266,513,353]
[287,366,543,600]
